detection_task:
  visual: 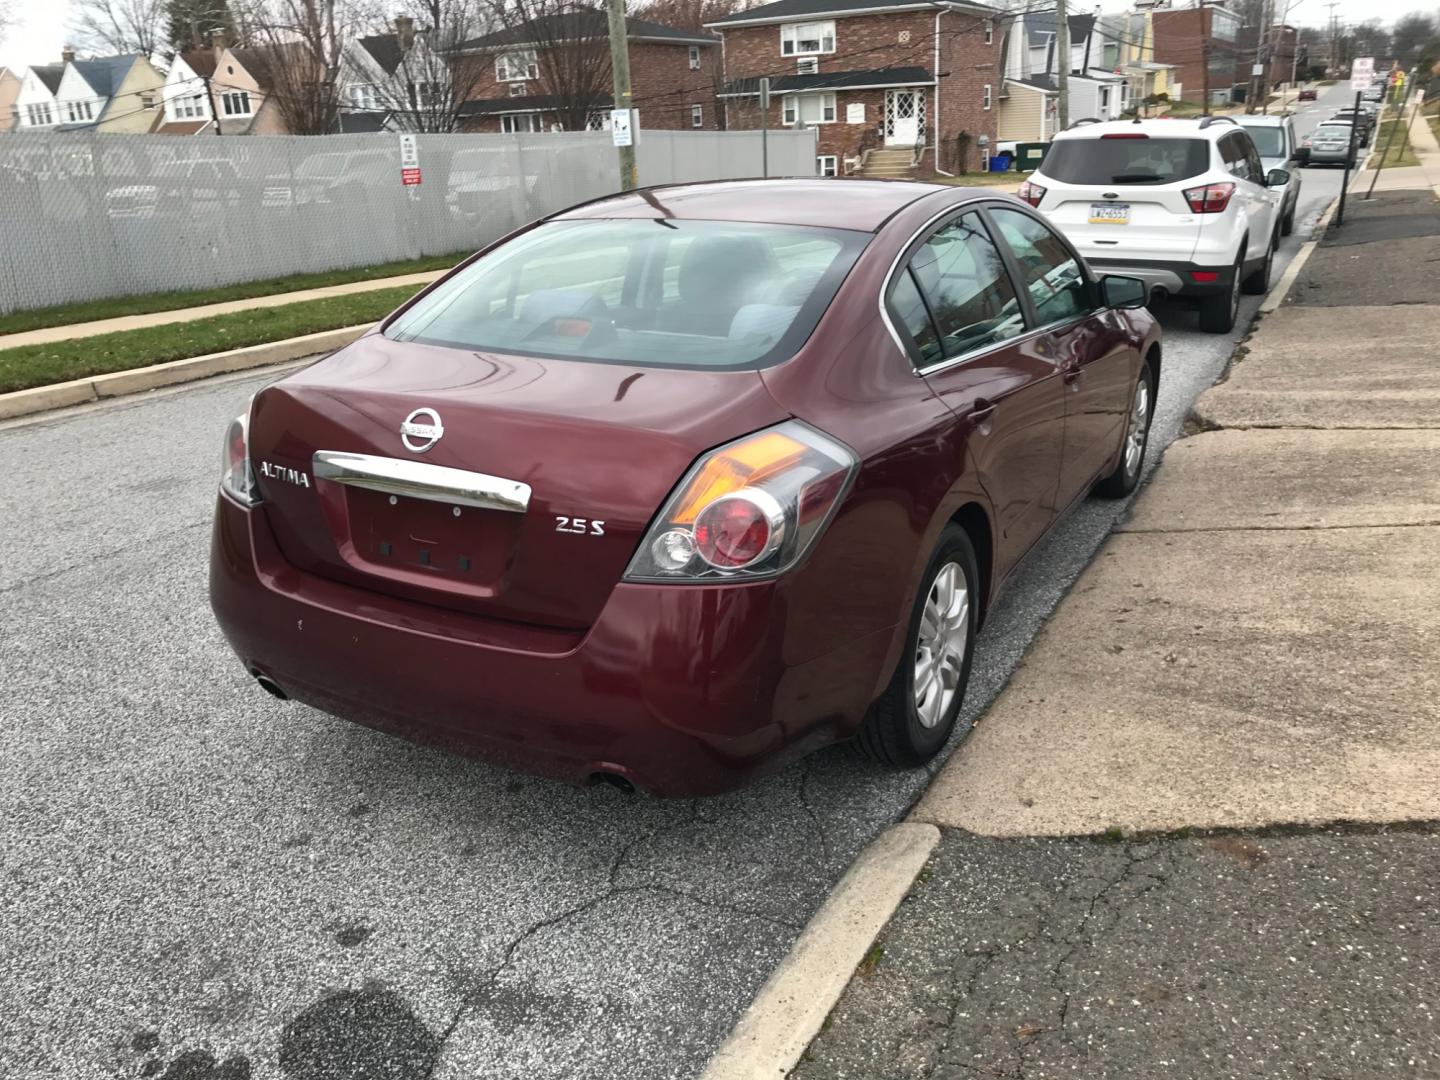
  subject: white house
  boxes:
[339,16,459,132]
[14,63,65,129]
[153,50,217,133]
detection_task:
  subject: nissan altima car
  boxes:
[210,180,1161,797]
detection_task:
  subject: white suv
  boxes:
[1018,116,1288,333]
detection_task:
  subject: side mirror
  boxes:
[1266,168,1291,188]
[1100,274,1147,310]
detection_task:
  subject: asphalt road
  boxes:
[0,124,1345,1080]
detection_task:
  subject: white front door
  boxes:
[886,90,921,146]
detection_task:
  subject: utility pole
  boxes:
[759,77,770,178]
[1056,0,1069,129]
[605,0,637,190]
[1248,0,1271,114]
[1324,2,1340,74]
[202,73,221,136]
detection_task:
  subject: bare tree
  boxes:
[632,0,737,32]
[474,0,615,132]
[0,0,17,48]
[1391,13,1437,66]
[241,0,351,134]
[349,0,495,132]
[71,0,167,55]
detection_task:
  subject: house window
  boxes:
[780,21,835,56]
[783,91,836,125]
[817,155,838,177]
[982,84,992,110]
[348,83,379,110]
[689,45,701,70]
[796,56,818,74]
[496,50,538,82]
[26,102,54,125]
[409,81,442,108]
[508,82,528,96]
[690,104,703,128]
[1098,86,1111,111]
[65,100,93,122]
[501,112,541,133]
[585,112,607,131]
[221,91,251,116]
[984,19,993,45]
[141,93,155,110]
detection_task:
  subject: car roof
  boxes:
[551,179,967,232]
[1234,114,1288,126]
[1049,117,1236,143]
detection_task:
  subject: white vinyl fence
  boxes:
[0,128,817,314]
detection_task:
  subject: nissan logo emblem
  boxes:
[399,407,444,453]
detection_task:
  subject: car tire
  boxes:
[856,526,980,767]
[1198,253,1242,333]
[1241,235,1274,296]
[1094,361,1156,499]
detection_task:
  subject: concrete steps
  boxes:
[857,148,918,180]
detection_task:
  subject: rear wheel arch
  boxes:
[948,501,994,627]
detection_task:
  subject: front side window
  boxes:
[903,212,1025,362]
[496,50,538,81]
[784,92,836,125]
[988,207,1088,326]
[385,219,868,371]
[781,21,835,56]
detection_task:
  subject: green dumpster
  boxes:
[1016,142,1049,171]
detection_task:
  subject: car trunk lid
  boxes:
[247,333,789,629]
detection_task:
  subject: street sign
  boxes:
[1350,56,1374,91]
[1252,63,1265,76]
[399,134,420,186]
[610,109,633,147]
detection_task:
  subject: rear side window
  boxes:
[903,212,1025,361]
[385,219,867,370]
[1041,136,1210,185]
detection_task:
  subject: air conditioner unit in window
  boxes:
[797,57,818,74]
[509,82,527,96]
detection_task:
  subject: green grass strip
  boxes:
[1368,118,1420,168]
[0,253,465,338]
[0,285,421,395]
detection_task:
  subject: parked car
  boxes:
[1304,121,1359,165]
[1017,116,1288,333]
[1298,87,1318,101]
[1330,108,1373,145]
[209,179,1162,797]
[1234,114,1303,236]
[104,159,243,220]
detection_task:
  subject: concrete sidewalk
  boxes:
[788,185,1440,1076]
[1352,98,1440,195]
[0,269,445,351]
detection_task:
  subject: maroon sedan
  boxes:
[211,179,1160,797]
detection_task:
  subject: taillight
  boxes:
[1017,180,1047,208]
[625,421,857,582]
[1182,182,1235,214]
[219,406,260,507]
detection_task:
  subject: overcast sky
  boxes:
[2,0,1438,70]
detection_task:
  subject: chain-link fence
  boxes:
[0,129,818,315]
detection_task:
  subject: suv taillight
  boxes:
[1017,180,1047,208]
[1182,181,1235,214]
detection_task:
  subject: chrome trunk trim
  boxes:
[312,451,531,513]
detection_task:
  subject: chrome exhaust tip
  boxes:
[252,672,289,701]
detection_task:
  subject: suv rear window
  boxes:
[384,219,867,370]
[1041,137,1210,185]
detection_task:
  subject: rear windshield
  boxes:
[1238,125,1286,157]
[1314,124,1352,138]
[1041,136,1210,185]
[384,219,867,370]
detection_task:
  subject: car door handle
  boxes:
[1063,362,1083,385]
[970,398,997,424]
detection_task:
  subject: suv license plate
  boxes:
[1089,204,1130,225]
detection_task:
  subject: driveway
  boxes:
[0,165,1342,1080]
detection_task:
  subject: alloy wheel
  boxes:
[1124,377,1150,478]
[913,562,969,729]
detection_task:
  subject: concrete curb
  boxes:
[698,822,941,1080]
[0,324,371,422]
[1259,193,1338,314]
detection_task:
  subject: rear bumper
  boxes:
[1087,257,1236,298]
[208,495,893,797]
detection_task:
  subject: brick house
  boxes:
[457,11,719,133]
[1151,1,1241,106]
[706,0,1008,178]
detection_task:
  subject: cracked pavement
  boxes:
[0,164,1343,1078]
[793,826,1440,1080]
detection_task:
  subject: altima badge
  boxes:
[400,408,444,453]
